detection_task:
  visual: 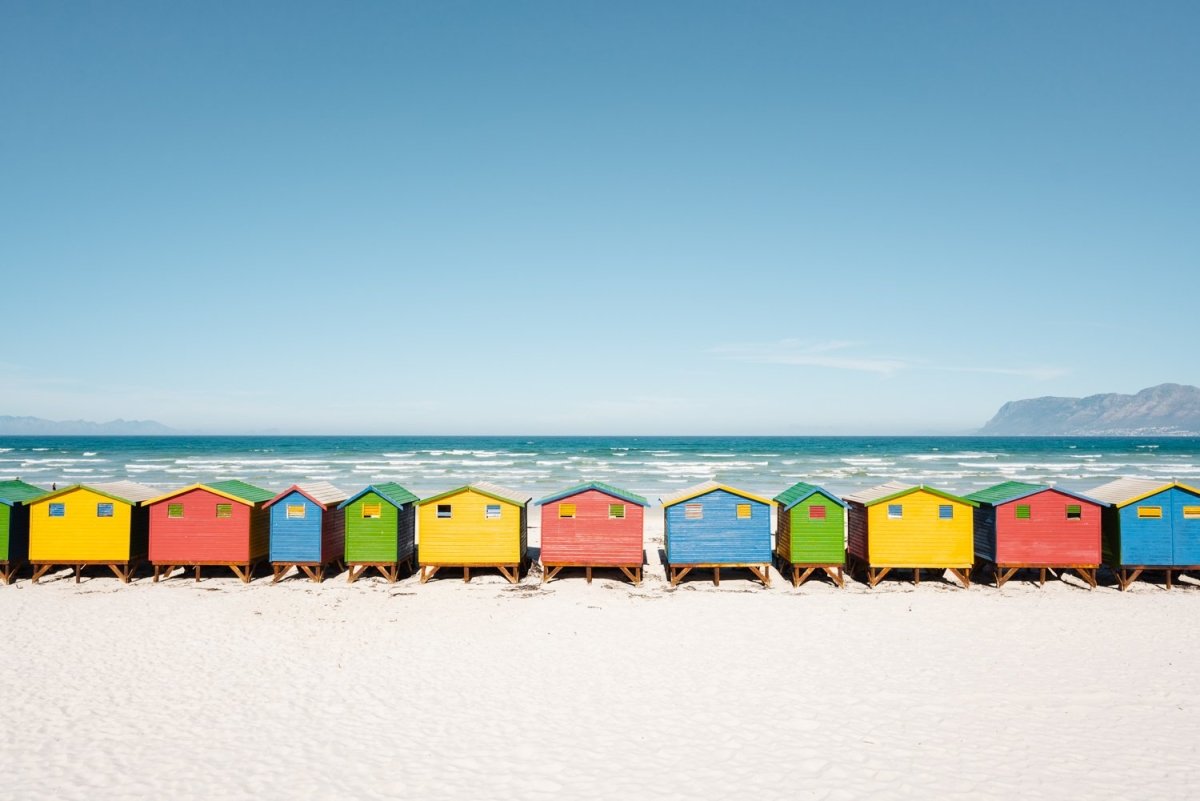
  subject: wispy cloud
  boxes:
[711,339,1067,380]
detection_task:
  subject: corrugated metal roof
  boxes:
[843,481,977,507]
[659,481,773,507]
[964,481,1046,505]
[0,479,47,506]
[418,482,532,507]
[89,480,159,504]
[1085,477,1172,506]
[536,481,649,507]
[338,482,420,510]
[208,479,275,504]
[144,483,257,507]
[773,481,848,511]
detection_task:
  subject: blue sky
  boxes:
[2,1,1197,434]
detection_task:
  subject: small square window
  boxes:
[1066,505,1082,520]
[1183,506,1200,520]
[1015,505,1031,519]
[559,503,576,519]
[215,504,233,519]
[49,503,65,518]
[437,504,452,519]
[609,504,626,519]
[167,503,184,519]
[684,503,703,520]
[96,503,114,518]
[809,505,827,520]
[286,504,307,520]
[362,503,382,519]
[485,504,502,519]
[938,505,954,520]
[1138,506,1162,519]
[887,504,903,519]
[736,504,751,519]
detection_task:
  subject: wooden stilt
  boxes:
[585,566,592,584]
[948,568,971,589]
[713,567,720,586]
[195,565,201,582]
[1166,569,1173,590]
[31,564,52,584]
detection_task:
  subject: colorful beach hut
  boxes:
[265,482,349,583]
[147,480,275,582]
[773,481,847,587]
[660,481,772,587]
[844,481,977,588]
[28,480,157,583]
[537,482,648,585]
[1087,477,1200,590]
[416,482,531,584]
[339,483,419,583]
[965,481,1103,588]
[0,479,46,584]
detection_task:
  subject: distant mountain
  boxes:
[981,384,1200,436]
[0,415,176,435]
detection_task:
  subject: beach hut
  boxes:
[339,483,420,583]
[773,481,847,587]
[416,482,531,584]
[0,479,46,584]
[28,480,157,583]
[537,482,648,585]
[1086,478,1200,590]
[844,481,977,588]
[660,481,772,587]
[265,482,349,583]
[147,480,275,582]
[965,481,1103,588]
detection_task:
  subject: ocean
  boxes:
[1,435,1198,501]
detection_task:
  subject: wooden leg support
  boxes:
[31,564,52,584]
[867,567,891,588]
[108,564,131,584]
[229,564,253,584]
[826,566,845,588]
[747,565,771,588]
[948,568,971,589]
[272,564,290,584]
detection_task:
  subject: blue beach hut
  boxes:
[1087,477,1200,590]
[659,481,772,587]
[265,482,349,582]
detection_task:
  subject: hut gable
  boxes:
[537,481,649,508]
[339,482,420,511]
[0,479,47,506]
[265,482,349,510]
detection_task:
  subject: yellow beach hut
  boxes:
[843,481,977,588]
[28,480,158,583]
[416,482,531,584]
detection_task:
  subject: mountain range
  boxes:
[981,383,1200,436]
[0,416,176,435]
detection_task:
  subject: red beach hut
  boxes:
[537,482,648,585]
[146,480,274,582]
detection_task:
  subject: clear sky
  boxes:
[2,1,1197,434]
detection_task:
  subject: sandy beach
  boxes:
[3,513,1198,800]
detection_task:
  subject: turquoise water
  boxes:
[2,436,1198,501]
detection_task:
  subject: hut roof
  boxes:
[0,479,46,506]
[264,482,349,509]
[33,480,159,506]
[418,482,532,507]
[1085,477,1200,507]
[536,481,649,507]
[965,480,1100,507]
[338,482,420,510]
[843,481,978,507]
[145,480,274,507]
[659,481,772,508]
[773,481,847,511]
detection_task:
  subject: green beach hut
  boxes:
[338,482,419,583]
[0,479,46,584]
[773,481,848,587]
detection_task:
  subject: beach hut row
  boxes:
[1,476,1198,591]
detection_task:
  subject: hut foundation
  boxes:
[992,564,1098,589]
[541,563,643,586]
[346,559,413,584]
[271,560,345,584]
[419,563,521,585]
[667,563,770,588]
[31,561,137,584]
[152,561,260,584]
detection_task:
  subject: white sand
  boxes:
[3,514,1199,800]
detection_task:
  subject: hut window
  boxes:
[1184,506,1200,520]
[559,503,577,519]
[1015,505,1031,519]
[286,504,307,519]
[362,503,382,519]
[736,504,752,519]
[684,503,703,520]
[1065,505,1082,520]
[609,504,626,519]
[938,505,954,520]
[96,503,114,518]
[49,503,65,517]
[809,505,827,519]
[167,503,184,519]
[215,504,233,519]
[485,504,502,519]
[887,504,903,519]
[437,504,452,519]
[1138,506,1162,519]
